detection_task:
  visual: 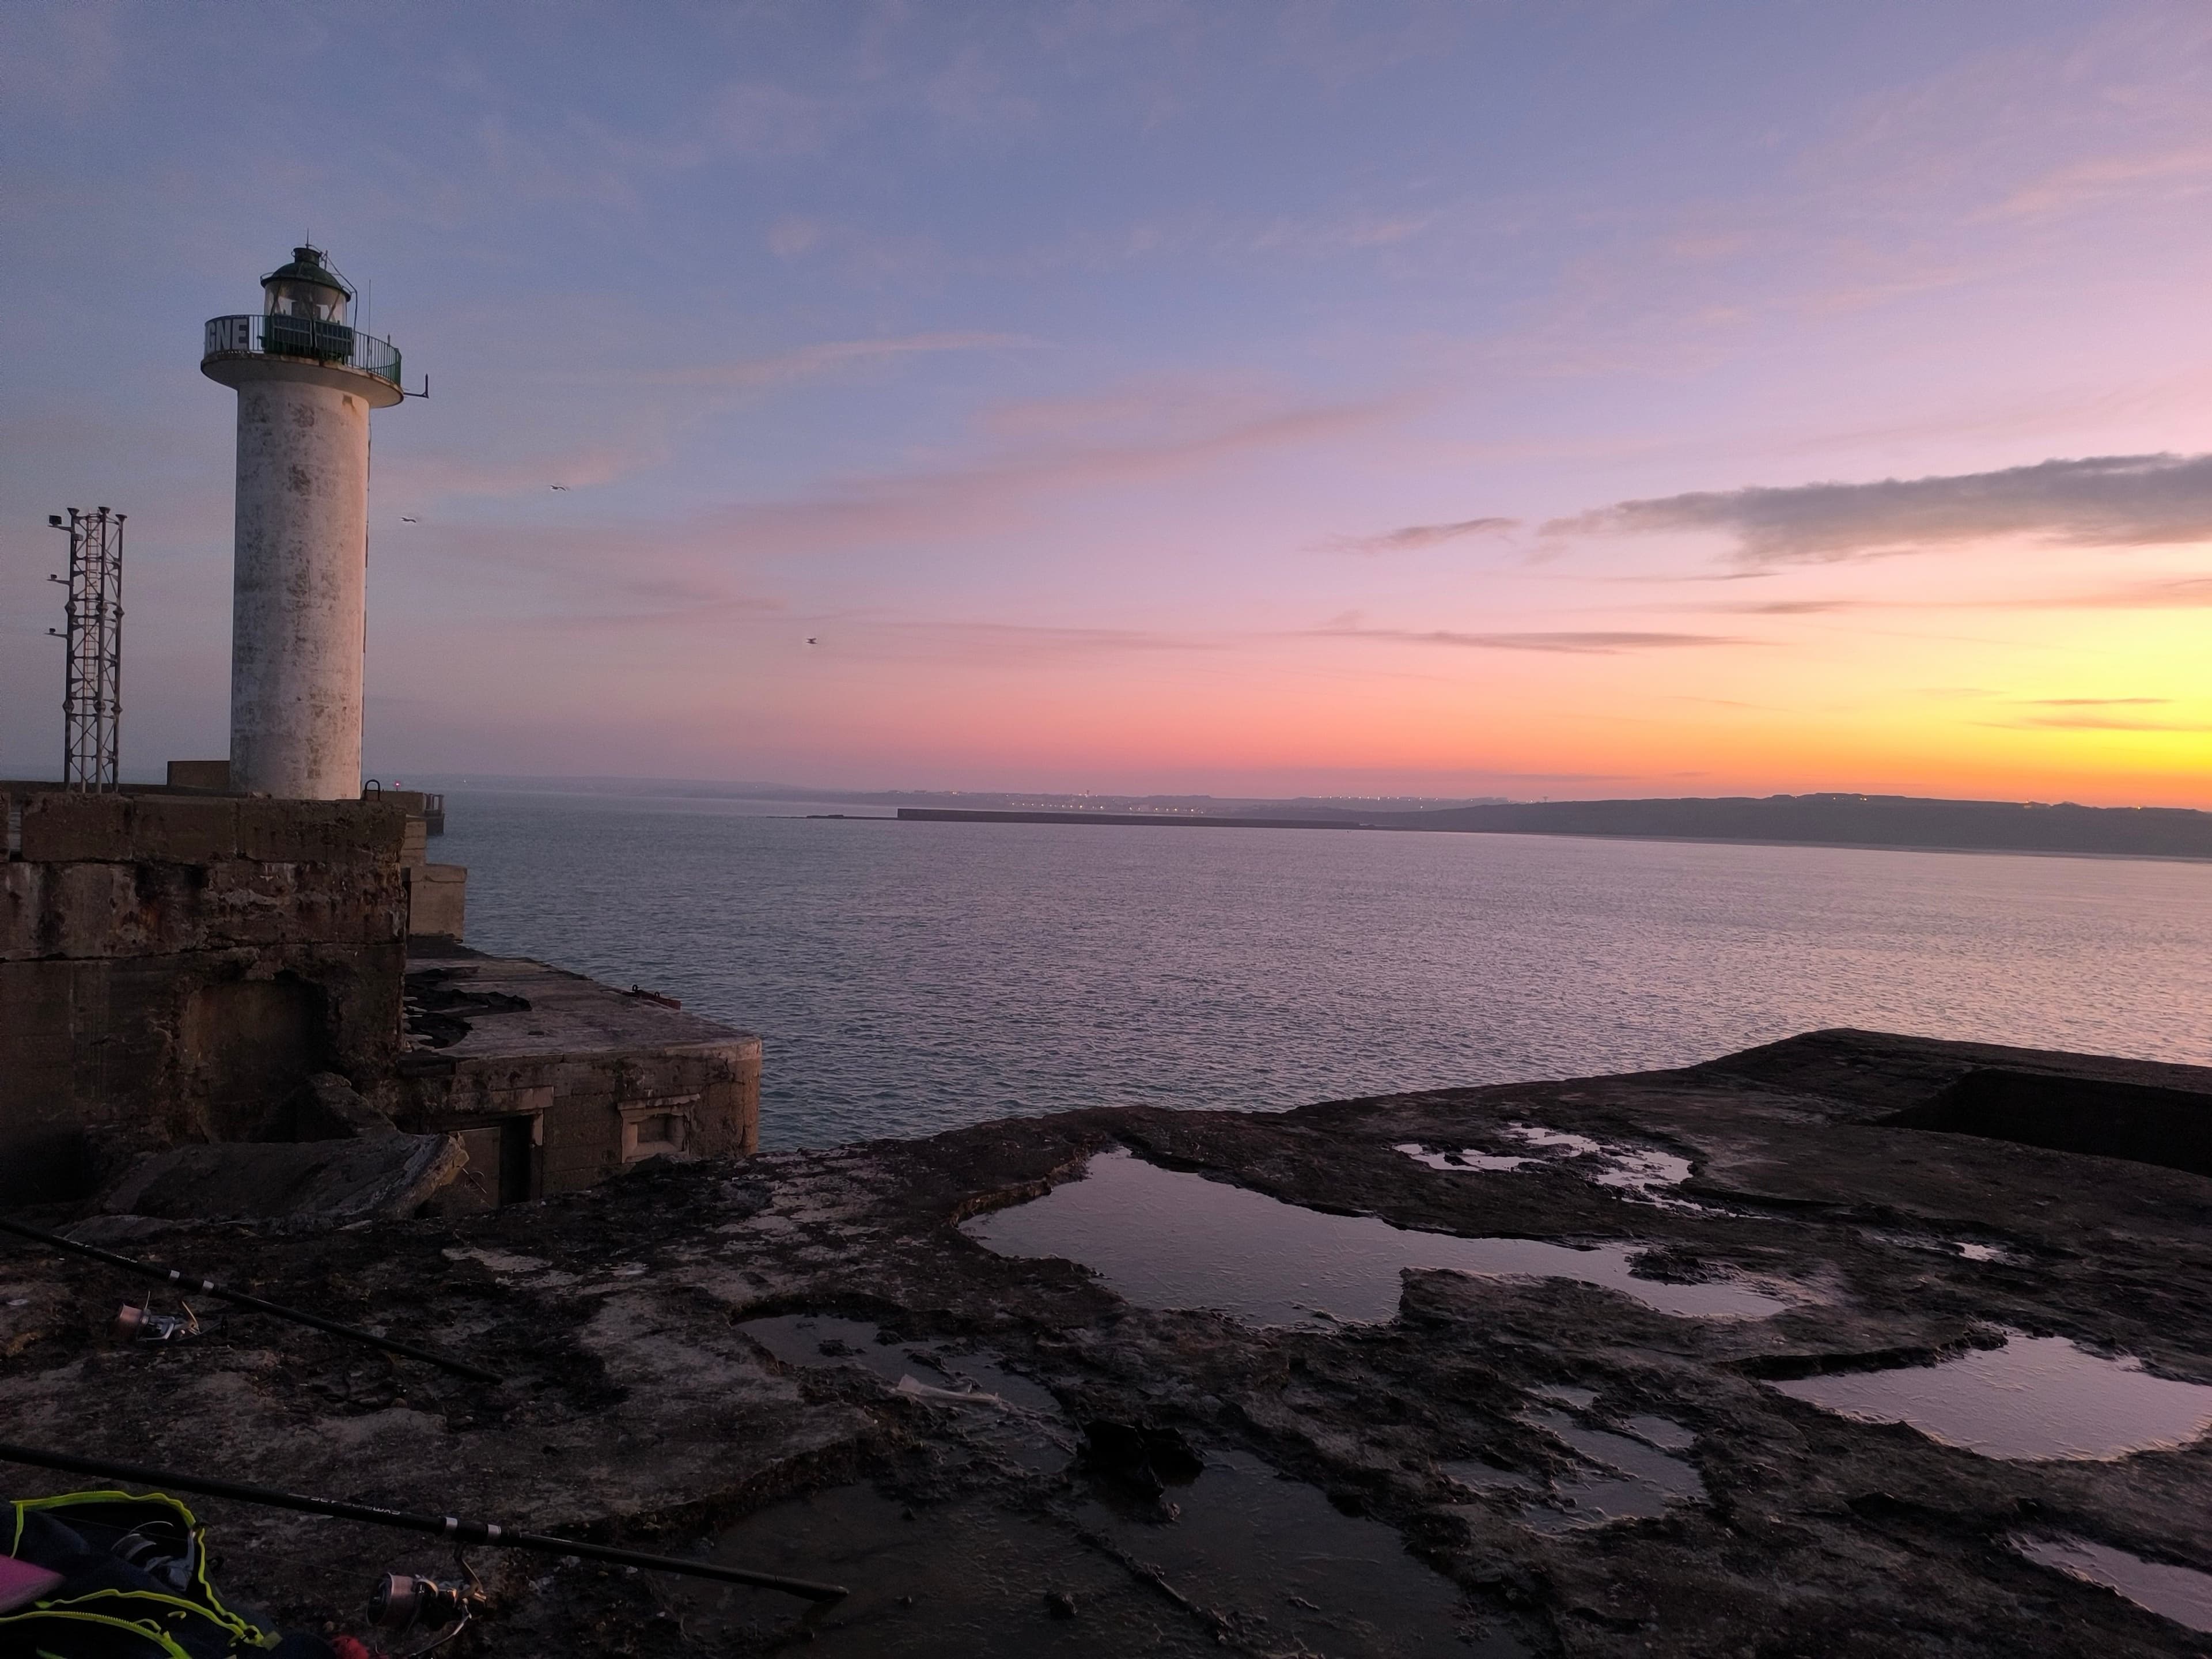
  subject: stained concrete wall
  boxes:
[406,863,467,941]
[228,372,372,800]
[388,1042,759,1204]
[0,793,408,1203]
[380,953,759,1205]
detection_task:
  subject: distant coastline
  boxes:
[898,794,2212,861]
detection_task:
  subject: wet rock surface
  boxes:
[1,1028,2209,1656]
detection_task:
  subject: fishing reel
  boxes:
[370,1555,487,1652]
[115,1301,201,1344]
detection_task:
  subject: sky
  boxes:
[3,1,2210,805]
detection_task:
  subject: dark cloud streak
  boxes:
[1544,453,2212,564]
[1325,516,1519,555]
[1312,624,1756,654]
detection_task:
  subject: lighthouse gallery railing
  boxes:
[202,315,402,389]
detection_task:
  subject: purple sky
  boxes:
[4,2,2209,802]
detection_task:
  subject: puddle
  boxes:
[1443,1400,1703,1532]
[1441,1459,1537,1494]
[740,1313,1069,1468]
[2013,1535,2212,1634]
[675,1484,1199,1655]
[1084,1447,1522,1657]
[1395,1145,1530,1173]
[965,1150,1791,1327]
[1396,1123,1707,1210]
[1862,1232,2010,1264]
[1531,1384,1596,1408]
[1771,1334,2212,1460]
[1620,1413,1696,1451]
[677,1453,1523,1657]
[1518,1411,1704,1533]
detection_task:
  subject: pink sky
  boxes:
[3,3,2209,804]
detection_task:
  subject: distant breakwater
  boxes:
[893,808,1353,830]
[895,794,2212,861]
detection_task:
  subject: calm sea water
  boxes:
[439,791,2212,1150]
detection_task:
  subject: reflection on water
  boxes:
[1771,1333,2212,1459]
[963,1149,1793,1325]
[1518,1409,1705,1533]
[445,792,2212,1148]
[2013,1535,2212,1634]
[1444,1398,1705,1532]
[676,1449,1520,1657]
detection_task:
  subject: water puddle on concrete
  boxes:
[675,1450,1524,1657]
[1444,1399,1703,1532]
[2012,1535,2212,1634]
[965,1149,1790,1327]
[1771,1334,2212,1460]
[740,1313,1059,1409]
[739,1313,1070,1468]
[1395,1123,1707,1211]
[1517,1411,1704,1533]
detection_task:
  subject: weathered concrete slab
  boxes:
[0,1029,2206,1656]
[96,1131,465,1223]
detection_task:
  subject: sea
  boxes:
[438,790,2212,1150]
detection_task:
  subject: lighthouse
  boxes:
[201,247,404,799]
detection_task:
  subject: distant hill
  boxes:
[1365,794,2212,859]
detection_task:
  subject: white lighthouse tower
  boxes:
[201,247,404,799]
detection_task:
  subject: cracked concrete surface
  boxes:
[1,1028,2209,1656]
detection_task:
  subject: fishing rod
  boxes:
[0,1216,499,1385]
[0,1443,849,1604]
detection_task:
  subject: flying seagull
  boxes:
[807,637,819,645]
[400,516,419,523]
[550,484,569,491]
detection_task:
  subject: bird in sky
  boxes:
[550,484,569,491]
[807,637,819,645]
[400,516,418,523]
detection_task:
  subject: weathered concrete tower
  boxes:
[202,247,404,799]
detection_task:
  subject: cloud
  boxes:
[1995,714,2212,733]
[1324,516,1518,555]
[893,622,1218,657]
[1543,453,2212,564]
[2022,696,2171,707]
[1312,624,1756,654]
[1684,573,2212,616]
[1991,146,2212,222]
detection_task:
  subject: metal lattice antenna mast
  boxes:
[44,507,124,791]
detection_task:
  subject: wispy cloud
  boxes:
[1323,516,1518,555]
[1311,624,1756,654]
[1681,573,2212,616]
[1990,146,2212,222]
[1543,453,2212,564]
[2022,696,2171,707]
[893,622,1219,657]
[1994,713,2212,733]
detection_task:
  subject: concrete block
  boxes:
[238,798,406,865]
[21,793,131,862]
[400,816,428,869]
[0,863,39,959]
[98,1132,466,1223]
[407,863,467,940]
[48,862,136,957]
[130,796,240,863]
[166,760,232,791]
